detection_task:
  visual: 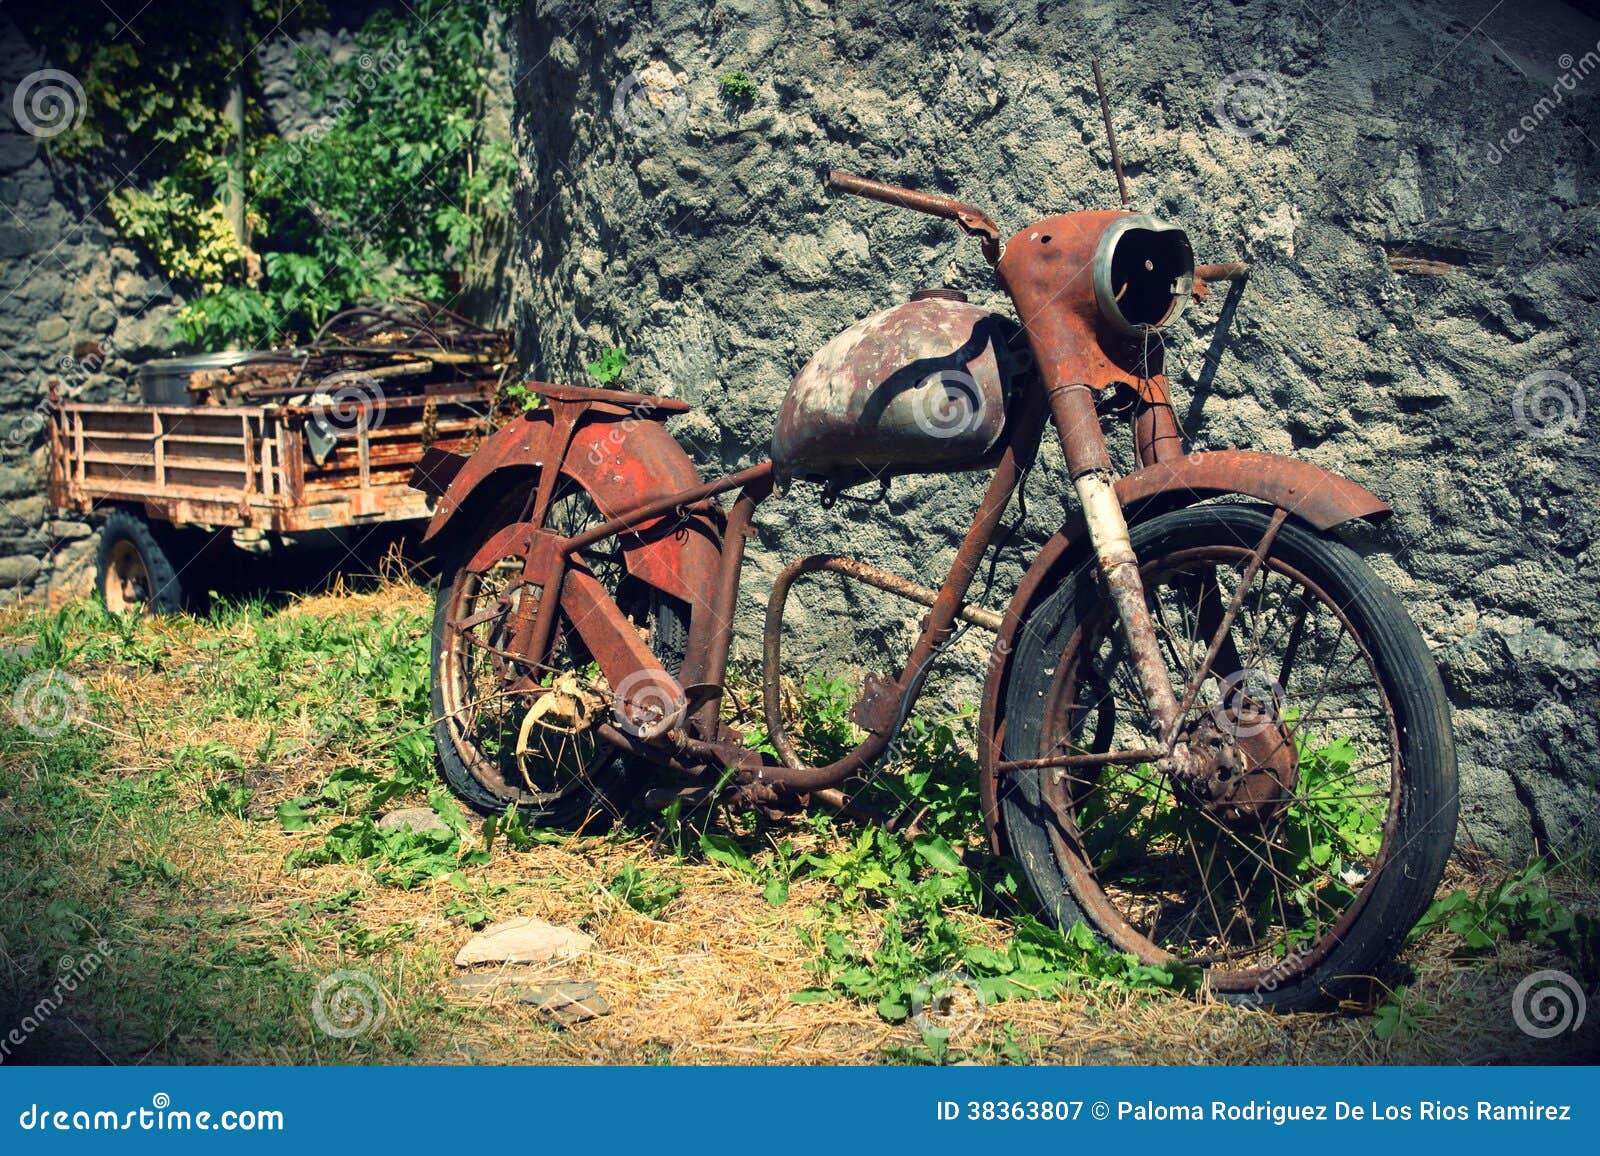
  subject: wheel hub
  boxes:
[1173,709,1297,827]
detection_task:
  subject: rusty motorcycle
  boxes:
[411,164,1457,1011]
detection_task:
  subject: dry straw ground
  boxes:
[0,578,1594,1066]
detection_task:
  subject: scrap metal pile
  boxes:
[142,299,515,410]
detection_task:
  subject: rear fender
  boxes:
[976,449,1391,851]
[421,410,721,611]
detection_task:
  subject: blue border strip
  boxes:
[2,1065,1596,1151]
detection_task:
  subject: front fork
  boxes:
[1050,380,1204,784]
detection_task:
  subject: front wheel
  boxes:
[999,504,1457,1011]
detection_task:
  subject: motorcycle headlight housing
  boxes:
[1093,215,1195,334]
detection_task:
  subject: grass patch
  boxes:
[0,588,1594,1065]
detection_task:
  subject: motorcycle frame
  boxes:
[506,376,1046,791]
[478,334,1189,791]
[430,175,1394,820]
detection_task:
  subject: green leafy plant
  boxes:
[502,382,544,413]
[108,179,258,292]
[586,347,629,385]
[26,0,510,349]
[719,71,758,103]
[1411,859,1599,979]
[711,675,1200,1030]
[1372,984,1432,1041]
[605,864,682,919]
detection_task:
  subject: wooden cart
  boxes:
[47,383,494,612]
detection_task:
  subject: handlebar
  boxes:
[824,170,1250,296]
[824,170,1003,265]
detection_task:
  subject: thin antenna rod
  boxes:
[1091,57,1130,209]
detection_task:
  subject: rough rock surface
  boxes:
[450,970,610,1024]
[375,806,455,836]
[454,916,596,966]
[500,0,1600,857]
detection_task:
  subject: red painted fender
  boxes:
[976,450,1392,852]
[421,410,721,611]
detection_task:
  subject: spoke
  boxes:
[1184,829,1229,948]
[1277,591,1311,690]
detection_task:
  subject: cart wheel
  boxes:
[96,509,186,615]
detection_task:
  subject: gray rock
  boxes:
[4,495,46,525]
[0,132,38,173]
[34,317,68,344]
[0,466,38,498]
[454,917,595,966]
[0,556,43,587]
[450,970,610,1024]
[0,226,31,259]
[375,807,453,836]
[86,304,117,334]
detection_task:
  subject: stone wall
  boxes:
[0,18,176,598]
[500,0,1600,858]
[0,13,379,602]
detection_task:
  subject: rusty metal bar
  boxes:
[152,411,166,488]
[825,170,1002,263]
[561,462,774,558]
[1092,58,1130,209]
[357,410,372,490]
[779,554,1003,633]
[684,473,774,736]
[1194,262,1250,284]
[996,746,1165,774]
[751,405,1037,792]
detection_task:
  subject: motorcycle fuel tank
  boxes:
[772,292,1021,491]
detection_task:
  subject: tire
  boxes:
[96,509,188,615]
[998,504,1457,1011]
[429,477,691,828]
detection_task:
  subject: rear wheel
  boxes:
[999,505,1457,1010]
[430,477,689,828]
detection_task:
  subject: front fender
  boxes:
[976,449,1390,852]
[421,410,721,611]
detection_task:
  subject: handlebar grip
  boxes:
[824,170,1004,264]
[1194,262,1249,283]
[824,170,966,222]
